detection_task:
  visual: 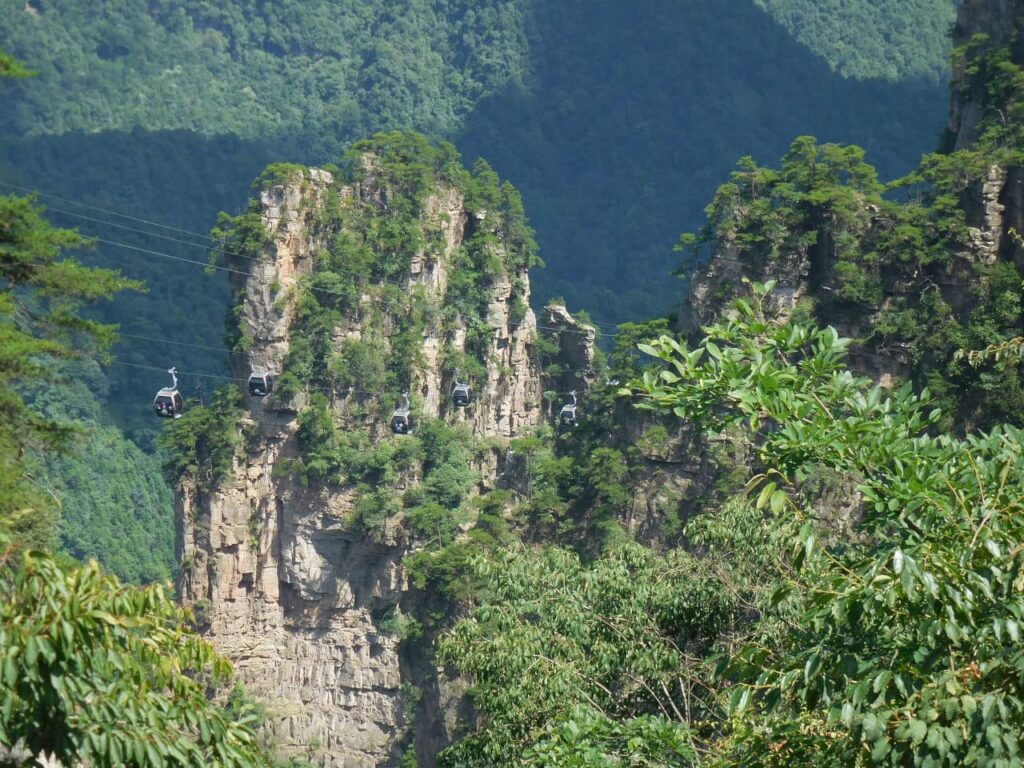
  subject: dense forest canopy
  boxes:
[0,0,951,141]
[0,0,530,147]
[754,0,956,82]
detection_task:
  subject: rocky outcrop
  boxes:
[540,302,598,399]
[950,0,1024,149]
[177,159,551,767]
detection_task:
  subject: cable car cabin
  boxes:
[391,410,414,435]
[248,372,273,397]
[153,389,183,419]
[558,402,578,428]
[452,382,472,408]
[558,391,579,429]
[391,393,414,434]
[153,367,183,419]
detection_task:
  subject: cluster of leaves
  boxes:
[437,543,732,766]
[630,283,1024,767]
[0,543,268,767]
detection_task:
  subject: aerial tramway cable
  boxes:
[5,183,622,338]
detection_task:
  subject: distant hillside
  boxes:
[757,0,956,82]
[0,0,529,150]
[1,0,951,143]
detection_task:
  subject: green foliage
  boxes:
[677,138,886,273]
[158,386,244,492]
[753,0,954,82]
[0,193,141,550]
[0,2,530,147]
[678,119,1024,428]
[50,423,174,584]
[438,544,730,766]
[953,33,1024,156]
[0,0,948,453]
[633,283,1024,767]
[0,50,33,79]
[21,360,175,584]
[0,545,268,766]
[522,708,696,768]
[0,0,946,373]
[329,338,387,393]
[294,387,477,543]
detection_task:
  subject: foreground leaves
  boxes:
[633,282,1024,767]
[0,547,268,767]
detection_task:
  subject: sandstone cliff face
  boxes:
[177,160,550,767]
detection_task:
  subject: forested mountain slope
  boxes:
[0,0,949,141]
[755,0,954,81]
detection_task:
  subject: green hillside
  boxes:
[26,361,175,584]
[0,1,951,142]
[756,0,956,82]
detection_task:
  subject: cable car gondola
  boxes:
[153,367,184,419]
[558,391,578,429]
[451,373,472,408]
[391,392,414,435]
[248,366,273,398]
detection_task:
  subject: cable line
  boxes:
[44,205,214,252]
[110,359,240,382]
[0,180,219,240]
[110,359,601,401]
[87,233,614,337]
[115,332,227,354]
[29,186,626,334]
[6,181,629,334]
[6,185,622,337]
[95,238,251,277]
[94,234,616,338]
